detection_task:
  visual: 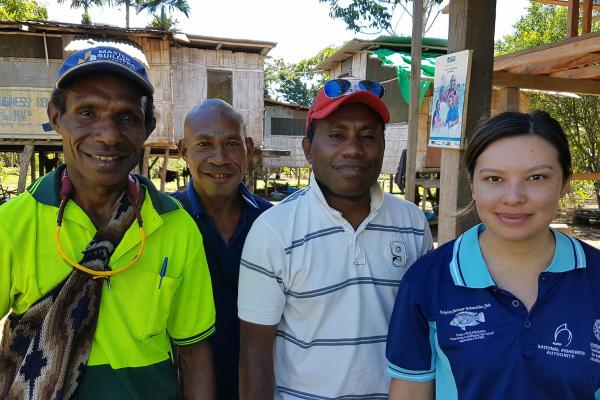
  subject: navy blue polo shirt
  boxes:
[386,223,600,400]
[172,182,271,400]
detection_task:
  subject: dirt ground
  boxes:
[555,210,600,248]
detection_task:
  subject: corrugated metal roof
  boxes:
[313,36,447,72]
[264,98,309,110]
[0,20,276,55]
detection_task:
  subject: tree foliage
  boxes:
[496,3,600,207]
[0,0,48,21]
[105,0,138,28]
[138,0,189,31]
[319,0,444,35]
[495,3,567,55]
[56,0,105,24]
[264,46,337,107]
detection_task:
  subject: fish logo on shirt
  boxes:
[593,320,600,342]
[450,311,485,331]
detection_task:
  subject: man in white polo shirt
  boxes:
[238,77,433,399]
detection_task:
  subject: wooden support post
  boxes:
[405,0,423,204]
[247,153,258,194]
[497,87,520,113]
[583,0,593,34]
[30,153,37,182]
[38,151,45,177]
[142,146,151,177]
[160,149,169,192]
[568,0,580,38]
[17,145,34,194]
[389,174,394,193]
[438,0,497,244]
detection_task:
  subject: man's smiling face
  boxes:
[180,104,252,200]
[303,102,385,203]
[49,73,149,190]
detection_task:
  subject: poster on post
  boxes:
[429,50,472,149]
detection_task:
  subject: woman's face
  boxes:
[471,134,569,243]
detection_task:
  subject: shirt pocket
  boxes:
[128,270,181,342]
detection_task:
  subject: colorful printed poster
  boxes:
[429,50,472,149]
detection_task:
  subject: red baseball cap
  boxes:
[306,81,390,132]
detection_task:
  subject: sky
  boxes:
[43,0,532,63]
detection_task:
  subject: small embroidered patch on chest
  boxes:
[390,240,407,268]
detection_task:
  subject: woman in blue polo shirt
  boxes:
[386,111,600,400]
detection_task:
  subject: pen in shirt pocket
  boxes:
[158,256,168,289]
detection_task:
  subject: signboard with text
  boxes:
[0,87,59,138]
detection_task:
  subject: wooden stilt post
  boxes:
[30,153,37,182]
[38,151,45,176]
[497,87,520,112]
[142,146,151,177]
[17,145,34,194]
[160,149,169,192]
[567,0,579,38]
[247,154,256,194]
[583,0,593,34]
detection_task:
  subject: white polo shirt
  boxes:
[238,174,433,399]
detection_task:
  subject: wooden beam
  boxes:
[583,0,594,33]
[567,0,580,37]
[551,64,600,79]
[571,172,600,180]
[438,0,496,244]
[17,144,34,194]
[493,71,600,95]
[494,31,600,71]
[506,54,600,75]
[405,0,423,204]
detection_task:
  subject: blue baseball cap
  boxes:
[55,45,154,95]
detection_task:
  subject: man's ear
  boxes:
[47,102,62,133]
[302,137,312,164]
[245,137,254,158]
[177,139,188,159]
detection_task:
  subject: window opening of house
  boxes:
[207,69,233,105]
[271,117,305,136]
[339,57,353,77]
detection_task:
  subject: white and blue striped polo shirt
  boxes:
[238,173,433,399]
[386,223,600,399]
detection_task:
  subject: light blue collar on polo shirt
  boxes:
[449,223,587,288]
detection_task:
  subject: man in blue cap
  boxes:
[0,42,217,399]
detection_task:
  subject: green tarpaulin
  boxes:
[370,48,438,107]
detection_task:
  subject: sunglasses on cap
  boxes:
[323,78,385,99]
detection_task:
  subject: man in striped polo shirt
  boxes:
[238,77,433,399]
